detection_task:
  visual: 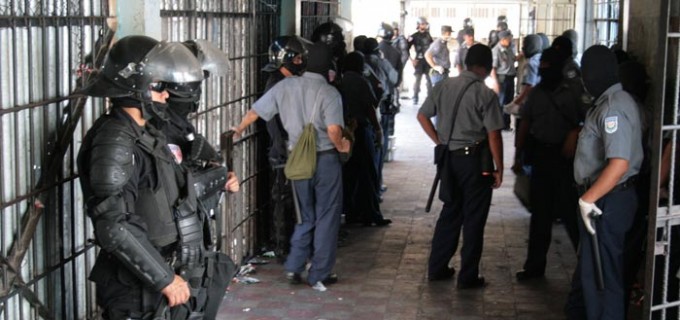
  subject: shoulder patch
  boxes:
[604,116,618,134]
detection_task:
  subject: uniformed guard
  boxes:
[514,48,583,282]
[491,30,517,130]
[77,35,228,319]
[487,15,508,49]
[456,18,474,47]
[407,17,433,104]
[417,44,504,289]
[425,25,453,86]
[454,28,478,74]
[564,45,643,320]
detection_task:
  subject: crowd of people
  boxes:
[74,12,672,320]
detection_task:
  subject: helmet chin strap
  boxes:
[135,91,169,122]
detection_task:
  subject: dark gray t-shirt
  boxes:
[573,83,643,185]
[253,72,344,152]
[419,71,505,150]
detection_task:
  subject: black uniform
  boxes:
[79,107,220,319]
[408,30,433,103]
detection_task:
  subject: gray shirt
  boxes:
[419,71,505,150]
[253,72,344,152]
[426,38,451,69]
[573,83,643,185]
[492,43,516,76]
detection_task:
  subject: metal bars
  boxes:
[0,1,109,319]
[299,0,338,40]
[159,0,280,265]
[645,1,680,318]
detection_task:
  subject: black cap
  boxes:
[306,42,332,75]
[441,25,453,33]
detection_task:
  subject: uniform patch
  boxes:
[604,116,618,134]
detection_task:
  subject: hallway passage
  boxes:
[217,100,579,320]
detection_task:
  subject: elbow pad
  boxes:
[95,219,174,291]
[89,127,136,198]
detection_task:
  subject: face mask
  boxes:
[142,101,169,122]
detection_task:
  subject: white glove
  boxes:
[578,198,603,235]
[503,102,521,115]
[433,65,444,74]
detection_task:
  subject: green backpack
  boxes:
[284,92,321,180]
[284,123,317,180]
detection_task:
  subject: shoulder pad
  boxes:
[88,121,138,198]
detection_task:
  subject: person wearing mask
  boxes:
[425,25,453,86]
[417,44,504,289]
[233,42,350,292]
[455,28,477,74]
[77,35,223,318]
[260,35,313,260]
[490,30,517,130]
[340,52,391,227]
[408,17,433,104]
[564,45,643,320]
[514,48,583,282]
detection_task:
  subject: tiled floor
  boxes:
[216,100,591,319]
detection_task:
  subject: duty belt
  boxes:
[575,175,638,195]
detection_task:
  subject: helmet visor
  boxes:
[143,41,204,84]
[191,39,230,77]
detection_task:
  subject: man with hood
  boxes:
[233,41,350,292]
[514,48,582,282]
[564,45,643,320]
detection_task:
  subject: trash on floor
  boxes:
[235,276,260,284]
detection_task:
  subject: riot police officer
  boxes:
[487,15,508,49]
[77,35,217,319]
[564,45,643,320]
[408,17,433,104]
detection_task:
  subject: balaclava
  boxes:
[581,45,619,99]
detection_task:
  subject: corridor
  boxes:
[217,101,581,320]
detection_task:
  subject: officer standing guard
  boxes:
[77,35,229,319]
[417,44,504,289]
[564,45,643,320]
[425,25,453,86]
[408,17,433,104]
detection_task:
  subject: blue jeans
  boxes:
[284,151,343,284]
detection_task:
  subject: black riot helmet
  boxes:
[164,39,230,116]
[311,22,346,55]
[83,35,203,98]
[416,17,429,29]
[264,35,311,76]
[82,35,204,120]
[497,15,507,23]
[463,18,474,29]
[378,22,395,41]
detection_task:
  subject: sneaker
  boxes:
[311,281,327,292]
[285,272,302,285]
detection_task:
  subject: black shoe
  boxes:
[322,273,338,285]
[457,276,486,289]
[374,218,392,227]
[428,268,456,281]
[286,272,302,285]
[515,270,544,281]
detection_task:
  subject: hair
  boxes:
[465,44,492,71]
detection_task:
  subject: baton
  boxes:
[589,214,605,291]
[425,171,440,213]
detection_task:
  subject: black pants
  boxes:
[497,74,515,129]
[343,124,383,223]
[428,151,494,282]
[522,144,579,274]
[413,60,432,100]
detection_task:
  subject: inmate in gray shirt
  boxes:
[253,72,344,152]
[573,83,643,185]
[419,71,505,150]
[426,38,451,69]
